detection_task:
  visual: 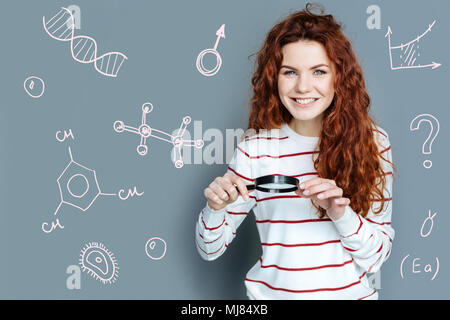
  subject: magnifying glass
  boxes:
[238,175,299,193]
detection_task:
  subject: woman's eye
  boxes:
[284,70,296,75]
[314,70,326,75]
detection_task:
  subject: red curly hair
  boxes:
[248,3,397,218]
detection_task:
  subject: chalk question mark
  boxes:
[410,113,439,168]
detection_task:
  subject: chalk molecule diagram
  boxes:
[43,7,127,78]
[52,146,117,217]
[113,102,205,168]
[385,20,441,71]
[79,242,119,284]
[196,24,226,76]
[42,145,143,234]
[23,76,45,98]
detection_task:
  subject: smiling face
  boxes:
[277,40,335,137]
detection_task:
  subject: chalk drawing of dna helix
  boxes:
[113,102,205,168]
[43,7,127,78]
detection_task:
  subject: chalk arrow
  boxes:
[384,26,392,38]
[213,24,226,50]
[431,61,441,69]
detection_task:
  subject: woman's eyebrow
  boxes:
[280,64,330,70]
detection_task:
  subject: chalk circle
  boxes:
[423,160,432,169]
[196,48,222,76]
[145,237,166,260]
[174,160,184,169]
[142,102,154,114]
[66,173,89,198]
[137,144,148,156]
[195,140,205,148]
[24,76,45,98]
[113,120,125,133]
[182,116,191,125]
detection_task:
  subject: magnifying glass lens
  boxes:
[258,182,295,190]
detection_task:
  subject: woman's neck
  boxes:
[288,118,322,137]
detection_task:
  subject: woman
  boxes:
[195,3,396,300]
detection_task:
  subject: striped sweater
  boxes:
[195,122,394,300]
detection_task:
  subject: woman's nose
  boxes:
[295,74,312,92]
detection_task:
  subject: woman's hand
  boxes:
[295,177,350,221]
[204,173,253,211]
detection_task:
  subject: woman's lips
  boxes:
[291,98,318,108]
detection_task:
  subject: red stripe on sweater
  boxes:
[237,146,319,159]
[227,166,254,182]
[196,240,224,255]
[227,210,248,215]
[256,218,331,224]
[342,214,363,238]
[261,239,340,247]
[366,218,391,225]
[381,231,393,242]
[245,277,361,294]
[358,290,377,300]
[259,257,353,271]
[342,245,356,252]
[198,232,222,244]
[249,194,302,202]
[376,243,383,253]
[379,145,391,155]
[258,172,318,179]
[373,129,388,138]
[368,255,384,273]
[244,136,289,141]
[201,215,225,231]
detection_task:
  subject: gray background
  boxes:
[0,0,449,299]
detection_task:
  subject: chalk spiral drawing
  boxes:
[145,237,167,260]
[41,145,143,234]
[113,102,205,168]
[196,24,225,76]
[24,76,45,98]
[79,242,119,284]
[385,20,441,70]
[409,113,439,169]
[43,7,127,77]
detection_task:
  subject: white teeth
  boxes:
[295,98,317,104]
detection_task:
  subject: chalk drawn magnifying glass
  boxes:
[238,175,299,193]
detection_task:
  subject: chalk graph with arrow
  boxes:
[385,20,441,71]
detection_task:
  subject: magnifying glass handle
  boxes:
[235,184,256,191]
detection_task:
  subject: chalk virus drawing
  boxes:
[196,24,225,76]
[24,76,45,98]
[385,20,441,70]
[43,7,127,77]
[41,146,143,234]
[79,242,119,284]
[113,102,205,168]
[145,237,167,260]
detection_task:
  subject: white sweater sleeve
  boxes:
[332,131,395,273]
[195,141,257,261]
